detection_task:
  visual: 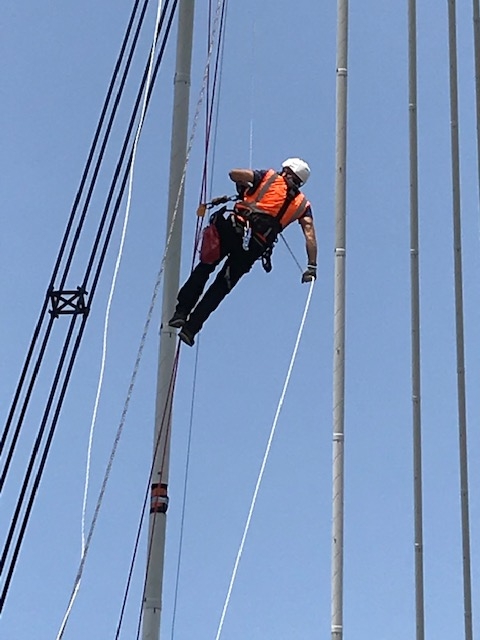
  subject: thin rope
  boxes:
[55,3,164,636]
[160,0,229,279]
[214,280,315,640]
[208,0,229,195]
[115,346,180,640]
[134,348,181,640]
[446,1,473,638]
[81,0,162,557]
[248,6,256,168]
[170,337,201,639]
[170,5,229,632]
[279,233,303,273]
[56,1,231,634]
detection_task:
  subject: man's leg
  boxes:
[169,261,216,327]
[182,242,263,340]
[170,213,236,328]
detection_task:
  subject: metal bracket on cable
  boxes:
[48,286,89,318]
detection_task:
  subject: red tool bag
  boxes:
[200,223,221,264]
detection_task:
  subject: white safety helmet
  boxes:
[281,157,311,185]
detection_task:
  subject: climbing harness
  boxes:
[235,170,308,228]
[197,190,291,273]
[242,219,251,251]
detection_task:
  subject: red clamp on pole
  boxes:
[150,483,169,514]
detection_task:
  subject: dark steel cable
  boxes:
[0,0,178,613]
[1,0,149,472]
[0,315,55,488]
[1,314,79,579]
[0,0,148,460]
[2,0,173,500]
[279,233,303,272]
[81,0,177,290]
[0,313,89,612]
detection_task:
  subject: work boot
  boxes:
[168,308,188,329]
[179,326,195,347]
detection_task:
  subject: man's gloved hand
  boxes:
[301,264,317,283]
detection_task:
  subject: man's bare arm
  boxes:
[298,215,318,265]
[229,169,254,186]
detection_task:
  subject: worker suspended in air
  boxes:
[169,157,318,346]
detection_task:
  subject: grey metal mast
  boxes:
[473,0,480,194]
[331,0,348,639]
[446,1,473,638]
[142,1,195,638]
[407,1,425,638]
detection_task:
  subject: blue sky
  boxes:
[1,1,479,639]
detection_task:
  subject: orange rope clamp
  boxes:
[150,482,169,514]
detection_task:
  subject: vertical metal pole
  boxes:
[473,0,480,200]
[331,1,348,639]
[408,1,425,638]
[446,2,473,638]
[142,1,195,638]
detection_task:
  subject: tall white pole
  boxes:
[446,2,473,638]
[142,1,195,638]
[331,1,348,639]
[407,1,425,638]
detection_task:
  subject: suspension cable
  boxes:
[0,0,171,487]
[56,3,166,635]
[54,2,230,633]
[113,344,179,640]
[170,338,201,640]
[446,2,473,638]
[0,0,152,465]
[214,280,315,640]
[0,0,178,613]
[407,1,425,638]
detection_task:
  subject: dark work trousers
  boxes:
[176,213,268,335]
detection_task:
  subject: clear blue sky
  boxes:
[1,1,479,638]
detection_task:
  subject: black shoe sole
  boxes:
[169,317,186,329]
[179,330,195,347]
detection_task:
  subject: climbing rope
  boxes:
[55,0,231,635]
[170,337,201,640]
[55,3,165,636]
[214,279,315,640]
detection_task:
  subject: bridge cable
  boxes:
[0,0,177,613]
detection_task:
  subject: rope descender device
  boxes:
[196,194,237,217]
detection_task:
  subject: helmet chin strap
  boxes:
[282,168,302,188]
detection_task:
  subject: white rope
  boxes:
[248,8,256,168]
[55,2,163,636]
[214,279,315,640]
[56,1,229,635]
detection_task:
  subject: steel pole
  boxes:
[331,1,348,639]
[446,1,473,638]
[473,0,480,197]
[407,1,425,638]
[142,1,195,638]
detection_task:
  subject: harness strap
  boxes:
[274,187,296,223]
[252,171,279,202]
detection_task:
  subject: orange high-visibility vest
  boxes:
[236,169,309,229]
